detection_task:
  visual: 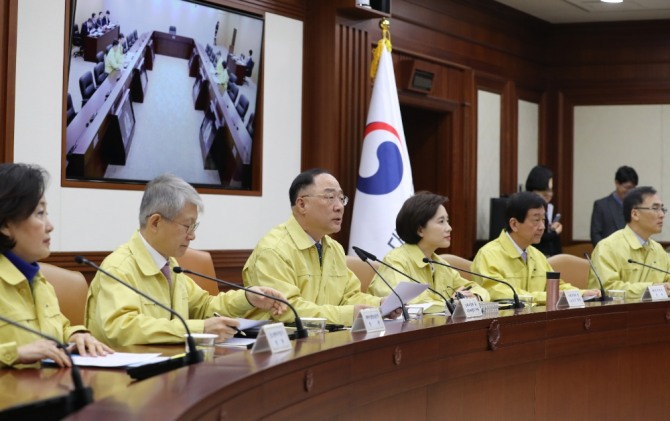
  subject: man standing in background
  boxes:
[590,165,638,246]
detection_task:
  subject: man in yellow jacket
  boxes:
[243,168,397,326]
[589,186,670,300]
[472,192,600,305]
[85,173,287,347]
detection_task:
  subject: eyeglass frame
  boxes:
[299,193,349,206]
[159,215,200,234]
[634,206,668,215]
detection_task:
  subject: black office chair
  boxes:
[93,62,107,86]
[229,73,237,86]
[133,30,138,41]
[246,112,254,137]
[227,82,239,103]
[96,51,104,63]
[72,24,84,58]
[79,71,96,107]
[236,94,249,119]
[105,44,112,55]
[66,93,77,125]
[169,26,177,35]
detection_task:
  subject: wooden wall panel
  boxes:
[0,0,17,163]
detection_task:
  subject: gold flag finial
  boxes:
[370,18,392,80]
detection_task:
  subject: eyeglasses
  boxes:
[635,206,668,215]
[300,193,349,206]
[163,216,200,234]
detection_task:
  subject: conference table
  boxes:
[3,299,670,419]
[66,31,153,178]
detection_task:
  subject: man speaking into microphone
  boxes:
[589,186,670,300]
[85,174,287,347]
[242,169,399,326]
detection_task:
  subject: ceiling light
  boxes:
[601,0,623,3]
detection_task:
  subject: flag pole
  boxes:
[371,18,391,80]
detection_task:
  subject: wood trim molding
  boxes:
[0,0,18,163]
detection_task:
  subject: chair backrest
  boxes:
[227,81,239,103]
[547,254,590,289]
[67,93,76,125]
[439,254,473,281]
[169,26,177,35]
[79,71,96,105]
[236,94,249,119]
[93,61,107,85]
[346,256,379,293]
[96,50,104,63]
[39,263,88,326]
[175,248,219,295]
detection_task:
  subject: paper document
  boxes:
[216,338,256,348]
[237,318,269,330]
[44,352,163,368]
[380,281,429,317]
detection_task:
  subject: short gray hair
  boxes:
[139,173,203,228]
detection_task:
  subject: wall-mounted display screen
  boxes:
[65,0,263,190]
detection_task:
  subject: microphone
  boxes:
[75,256,203,380]
[353,247,455,316]
[627,259,670,278]
[173,266,309,339]
[0,315,93,418]
[584,253,612,301]
[423,257,525,309]
[352,247,410,321]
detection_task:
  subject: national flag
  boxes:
[348,29,414,260]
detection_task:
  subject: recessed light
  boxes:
[601,0,623,3]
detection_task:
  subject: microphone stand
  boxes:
[352,247,410,321]
[75,256,203,381]
[173,267,309,339]
[584,253,612,301]
[423,257,525,309]
[0,316,93,420]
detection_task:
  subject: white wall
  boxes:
[476,90,501,240]
[573,104,670,241]
[15,0,303,251]
[517,99,539,191]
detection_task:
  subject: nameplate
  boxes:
[642,285,669,302]
[451,297,483,319]
[556,290,585,308]
[251,322,292,354]
[351,308,385,333]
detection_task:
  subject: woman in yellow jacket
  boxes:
[368,192,489,313]
[0,163,112,367]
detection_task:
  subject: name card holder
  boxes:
[451,297,483,319]
[641,285,669,301]
[251,322,292,354]
[556,290,585,308]
[351,308,385,333]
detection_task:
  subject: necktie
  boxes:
[315,242,323,265]
[161,263,172,287]
[521,250,527,263]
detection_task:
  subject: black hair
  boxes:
[395,192,448,244]
[525,165,553,192]
[289,168,330,206]
[615,166,638,185]
[0,163,49,253]
[623,186,657,223]
[505,191,546,232]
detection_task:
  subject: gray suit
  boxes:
[590,193,624,246]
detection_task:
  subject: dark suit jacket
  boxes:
[590,193,625,246]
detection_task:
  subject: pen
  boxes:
[213,312,246,337]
